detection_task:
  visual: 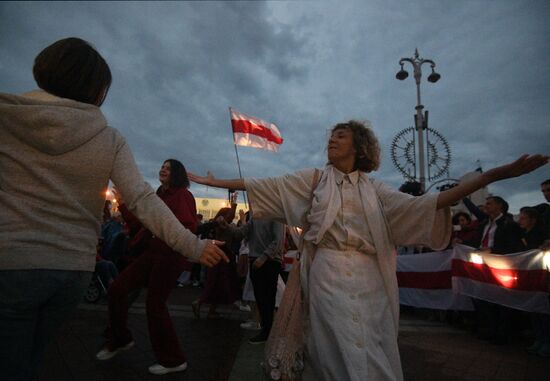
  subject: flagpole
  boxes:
[229,107,248,208]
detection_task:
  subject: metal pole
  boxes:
[229,107,248,208]
[414,70,426,193]
[397,49,441,193]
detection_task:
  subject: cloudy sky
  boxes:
[1,1,549,213]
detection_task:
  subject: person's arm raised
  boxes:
[437,154,549,210]
[188,171,245,190]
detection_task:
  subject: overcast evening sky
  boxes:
[1,1,549,213]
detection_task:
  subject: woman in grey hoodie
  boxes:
[0,37,227,381]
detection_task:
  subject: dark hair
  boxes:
[33,37,112,106]
[541,179,550,187]
[165,159,190,188]
[519,207,540,222]
[329,120,381,172]
[487,196,509,214]
[399,181,423,196]
[533,203,550,215]
[452,212,472,225]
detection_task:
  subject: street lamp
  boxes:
[396,48,441,192]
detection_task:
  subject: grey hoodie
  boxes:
[0,90,205,271]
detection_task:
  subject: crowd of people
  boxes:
[1,37,549,381]
[398,179,550,357]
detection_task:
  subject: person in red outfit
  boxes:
[97,159,198,376]
[450,211,480,248]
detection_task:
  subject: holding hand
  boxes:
[199,240,229,267]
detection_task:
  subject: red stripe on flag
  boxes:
[451,259,548,291]
[231,119,283,145]
[397,271,452,289]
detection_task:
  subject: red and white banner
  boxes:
[396,246,550,314]
[452,245,550,314]
[230,108,283,152]
[397,250,475,311]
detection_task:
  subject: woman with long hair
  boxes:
[190,120,548,380]
[97,159,201,375]
[0,38,225,381]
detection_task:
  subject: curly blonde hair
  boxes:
[329,120,381,172]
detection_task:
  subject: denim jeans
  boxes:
[0,269,92,381]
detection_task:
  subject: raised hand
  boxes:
[230,191,238,205]
[437,153,549,210]
[485,154,549,182]
[199,240,229,267]
[188,171,215,186]
[187,171,246,191]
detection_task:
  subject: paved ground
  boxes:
[37,286,550,381]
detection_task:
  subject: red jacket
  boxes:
[119,186,198,267]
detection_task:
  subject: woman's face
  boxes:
[327,128,356,165]
[159,161,171,185]
[518,212,535,230]
[458,215,469,227]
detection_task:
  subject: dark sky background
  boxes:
[1,1,549,212]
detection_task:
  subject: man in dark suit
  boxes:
[477,196,523,254]
[474,196,523,344]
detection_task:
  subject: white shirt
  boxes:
[481,213,503,249]
[318,168,377,255]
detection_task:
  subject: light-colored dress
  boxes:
[245,166,451,381]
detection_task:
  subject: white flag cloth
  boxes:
[230,108,283,152]
[397,250,474,311]
[451,245,550,314]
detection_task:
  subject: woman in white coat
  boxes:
[190,120,548,381]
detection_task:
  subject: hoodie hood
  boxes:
[0,90,108,155]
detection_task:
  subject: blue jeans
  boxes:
[0,269,92,381]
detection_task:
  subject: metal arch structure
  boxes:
[390,126,451,184]
[426,127,451,181]
[391,127,416,181]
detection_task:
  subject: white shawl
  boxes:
[245,166,451,330]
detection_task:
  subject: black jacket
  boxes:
[477,215,523,254]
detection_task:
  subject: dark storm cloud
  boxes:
[1,1,548,211]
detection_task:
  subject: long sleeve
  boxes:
[118,203,143,236]
[109,133,205,261]
[372,180,452,250]
[226,223,250,243]
[462,197,487,222]
[259,222,285,261]
[245,168,317,227]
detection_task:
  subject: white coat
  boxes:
[245,166,451,380]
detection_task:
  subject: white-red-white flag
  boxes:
[230,108,283,152]
[397,250,474,311]
[452,245,550,314]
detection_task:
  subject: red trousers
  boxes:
[107,250,186,366]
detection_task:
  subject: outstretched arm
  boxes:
[188,171,245,190]
[437,154,549,210]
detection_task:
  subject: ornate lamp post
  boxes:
[395,48,442,192]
